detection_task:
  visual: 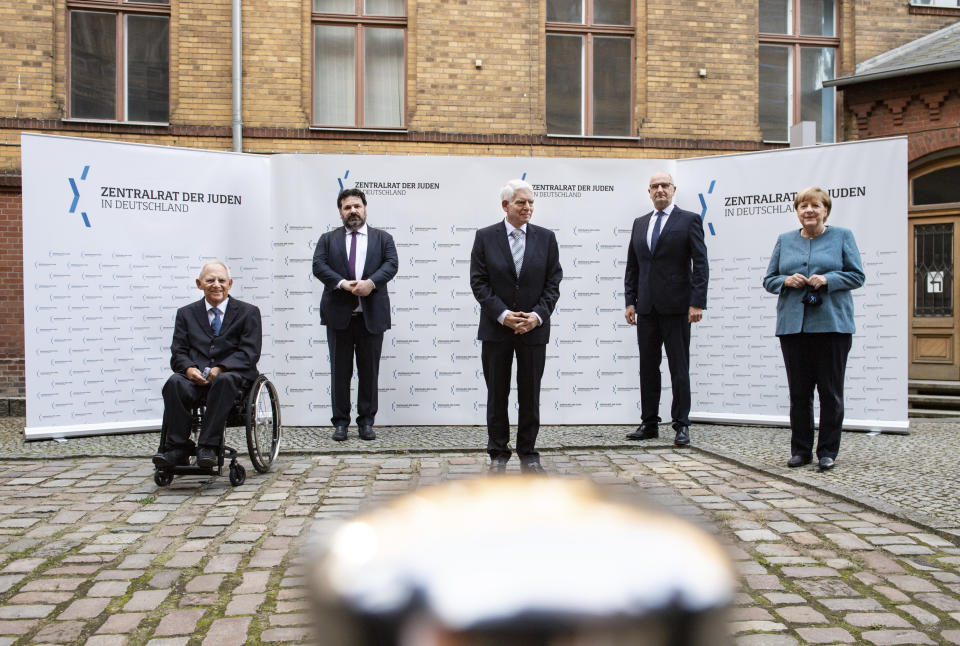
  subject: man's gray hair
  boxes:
[500,179,534,203]
[198,261,231,280]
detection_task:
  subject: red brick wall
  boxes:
[0,188,23,397]
[842,70,960,163]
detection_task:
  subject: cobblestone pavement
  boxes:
[3,416,960,535]
[0,449,958,645]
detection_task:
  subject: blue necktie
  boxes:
[210,307,222,336]
[650,211,664,252]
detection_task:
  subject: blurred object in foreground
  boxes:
[308,476,735,646]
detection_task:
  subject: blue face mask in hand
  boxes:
[801,286,823,306]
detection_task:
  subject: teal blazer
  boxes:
[762,226,865,336]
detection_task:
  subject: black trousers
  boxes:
[636,311,691,428]
[481,339,546,462]
[779,332,852,460]
[161,372,246,450]
[327,315,384,427]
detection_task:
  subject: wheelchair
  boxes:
[153,374,281,488]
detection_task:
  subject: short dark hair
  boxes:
[337,188,367,209]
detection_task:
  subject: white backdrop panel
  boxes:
[268,155,670,426]
[21,135,908,436]
[678,138,908,430]
[21,134,271,439]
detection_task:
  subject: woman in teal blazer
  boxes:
[763,186,865,471]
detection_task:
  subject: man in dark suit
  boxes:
[624,171,709,446]
[470,179,562,473]
[153,261,262,469]
[313,188,398,442]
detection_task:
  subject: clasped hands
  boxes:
[341,279,375,297]
[784,273,827,290]
[185,365,222,386]
[504,311,540,335]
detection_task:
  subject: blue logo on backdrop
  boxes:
[68,164,92,228]
[337,169,350,192]
[698,179,717,236]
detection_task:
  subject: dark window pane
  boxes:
[364,27,404,127]
[799,46,834,143]
[546,34,583,134]
[914,223,953,317]
[71,11,116,120]
[800,0,834,36]
[592,36,630,135]
[126,15,168,122]
[759,0,789,33]
[759,44,789,141]
[914,166,960,205]
[126,0,170,3]
[547,0,582,23]
[594,0,630,25]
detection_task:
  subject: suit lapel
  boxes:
[362,227,378,278]
[219,298,239,334]
[192,299,214,339]
[330,227,348,275]
[638,213,653,257]
[657,208,681,242]
[496,224,517,278]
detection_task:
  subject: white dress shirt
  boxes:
[646,203,675,250]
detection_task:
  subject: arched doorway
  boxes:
[909,154,960,380]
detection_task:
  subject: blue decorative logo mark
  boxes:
[68,165,91,228]
[337,169,350,192]
[697,179,717,236]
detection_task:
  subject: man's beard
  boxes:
[346,216,363,230]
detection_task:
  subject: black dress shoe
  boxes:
[521,461,546,475]
[674,426,690,446]
[152,448,189,468]
[787,455,812,468]
[196,446,217,469]
[488,457,508,474]
[626,424,659,440]
[818,456,836,471]
[331,425,348,442]
[358,425,376,441]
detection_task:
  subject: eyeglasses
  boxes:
[649,182,674,190]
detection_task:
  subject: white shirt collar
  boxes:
[205,297,228,314]
[655,203,675,216]
[503,220,527,235]
[348,224,369,236]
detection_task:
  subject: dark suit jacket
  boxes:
[470,221,563,345]
[312,225,399,334]
[624,206,709,315]
[170,297,262,383]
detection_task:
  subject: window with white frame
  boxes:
[759,0,838,143]
[68,0,169,122]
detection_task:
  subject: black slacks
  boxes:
[327,314,384,427]
[481,338,546,462]
[778,332,852,460]
[636,311,691,428]
[161,371,246,450]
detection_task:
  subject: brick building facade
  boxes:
[0,0,958,397]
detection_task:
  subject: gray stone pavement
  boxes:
[3,416,960,536]
[0,446,959,645]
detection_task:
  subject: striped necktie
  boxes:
[510,229,524,275]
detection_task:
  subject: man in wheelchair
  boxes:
[153,261,262,470]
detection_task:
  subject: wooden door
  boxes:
[909,216,960,379]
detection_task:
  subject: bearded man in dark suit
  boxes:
[313,188,398,442]
[624,171,709,447]
[470,179,563,474]
[153,261,262,469]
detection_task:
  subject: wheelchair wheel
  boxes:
[229,462,246,486]
[246,375,281,473]
[154,470,173,487]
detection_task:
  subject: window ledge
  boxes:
[309,126,407,134]
[546,133,640,141]
[908,3,960,14]
[62,118,170,127]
